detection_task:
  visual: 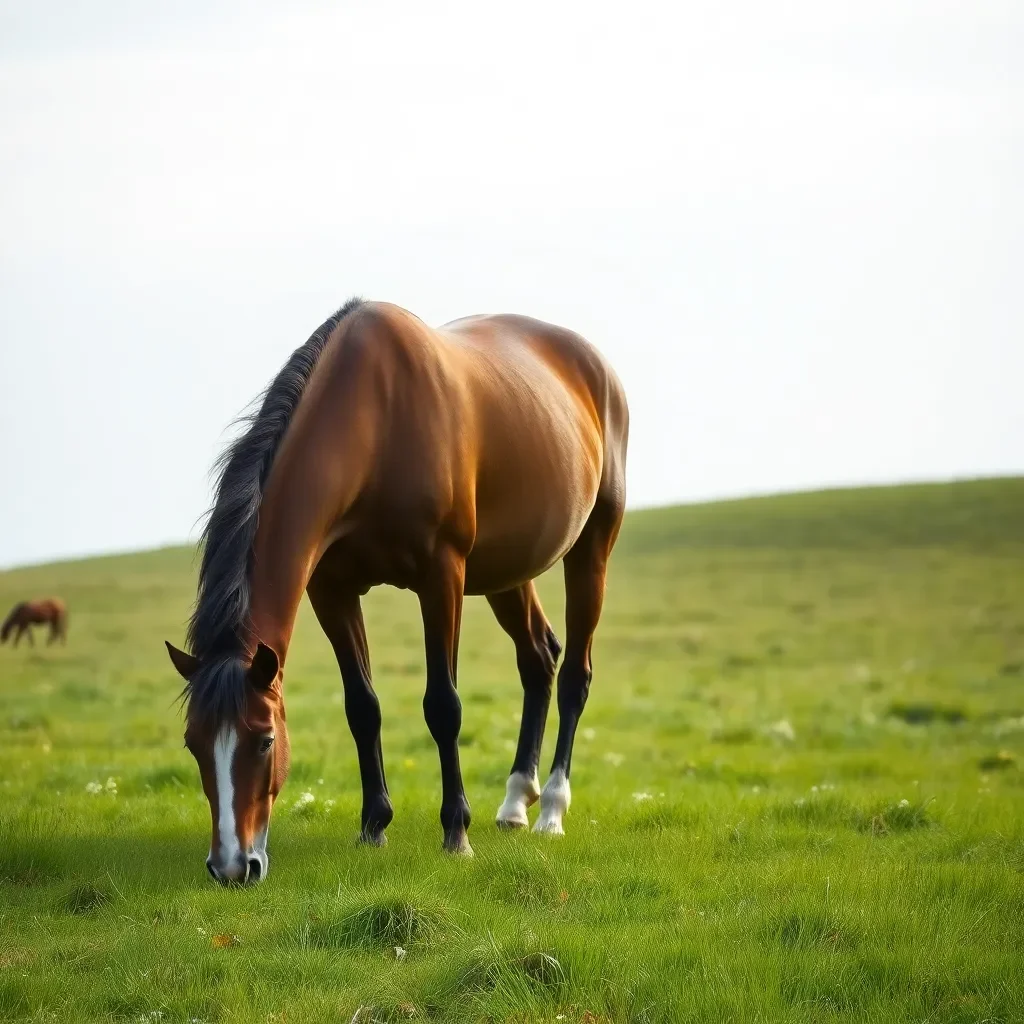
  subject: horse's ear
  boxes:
[165,641,200,680]
[249,642,280,690]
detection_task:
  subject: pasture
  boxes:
[1,478,1022,1023]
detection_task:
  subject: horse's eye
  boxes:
[258,736,275,754]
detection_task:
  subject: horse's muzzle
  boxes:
[206,851,267,886]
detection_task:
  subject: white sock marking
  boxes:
[495,770,540,827]
[534,768,570,834]
[213,726,241,868]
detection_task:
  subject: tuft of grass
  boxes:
[297,892,449,951]
[774,910,858,950]
[888,701,967,725]
[855,798,935,835]
[0,851,59,886]
[58,881,112,915]
[978,751,1016,771]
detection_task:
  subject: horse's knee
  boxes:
[517,627,559,688]
[423,683,462,744]
[557,661,592,715]
[544,625,562,663]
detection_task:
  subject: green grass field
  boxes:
[2,478,1023,1023]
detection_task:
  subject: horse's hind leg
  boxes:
[488,582,560,828]
[535,495,623,834]
[307,577,394,846]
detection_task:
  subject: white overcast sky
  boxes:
[0,0,1021,568]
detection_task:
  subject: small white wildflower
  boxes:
[394,945,407,960]
[105,777,118,793]
[582,727,596,741]
[293,791,315,809]
[752,786,761,794]
[603,751,625,767]
[794,798,806,807]
[811,785,819,793]
[556,1016,566,1021]
[317,778,324,786]
[325,799,336,810]
[767,719,795,742]
[197,927,207,935]
[85,781,103,795]
[589,818,598,825]
[632,791,653,802]
[898,799,909,808]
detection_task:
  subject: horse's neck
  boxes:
[246,522,313,667]
[246,463,343,666]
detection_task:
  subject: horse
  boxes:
[165,298,628,885]
[1,598,68,647]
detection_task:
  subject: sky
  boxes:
[0,0,1021,569]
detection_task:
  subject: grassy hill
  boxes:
[1,478,1022,1023]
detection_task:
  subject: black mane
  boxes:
[182,297,364,719]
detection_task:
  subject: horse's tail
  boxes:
[1,604,24,643]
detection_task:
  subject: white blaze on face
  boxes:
[213,725,241,863]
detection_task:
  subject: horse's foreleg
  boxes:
[418,550,472,855]
[488,583,560,828]
[535,497,622,835]
[307,578,393,846]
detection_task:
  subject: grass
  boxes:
[0,477,1023,1022]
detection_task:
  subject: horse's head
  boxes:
[165,641,291,885]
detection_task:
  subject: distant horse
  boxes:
[166,299,628,885]
[1,598,68,647]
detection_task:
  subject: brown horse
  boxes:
[166,298,628,885]
[1,598,68,647]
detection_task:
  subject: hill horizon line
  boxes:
[2,473,1021,574]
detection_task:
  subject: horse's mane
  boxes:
[182,297,364,719]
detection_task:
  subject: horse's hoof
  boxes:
[495,816,528,830]
[532,816,565,836]
[443,832,474,856]
[357,830,387,847]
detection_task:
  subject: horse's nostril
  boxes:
[247,857,263,883]
[206,861,220,882]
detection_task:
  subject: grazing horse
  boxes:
[166,298,628,885]
[1,598,68,647]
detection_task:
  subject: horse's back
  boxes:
[435,312,628,591]
[440,312,628,489]
[261,302,627,596]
